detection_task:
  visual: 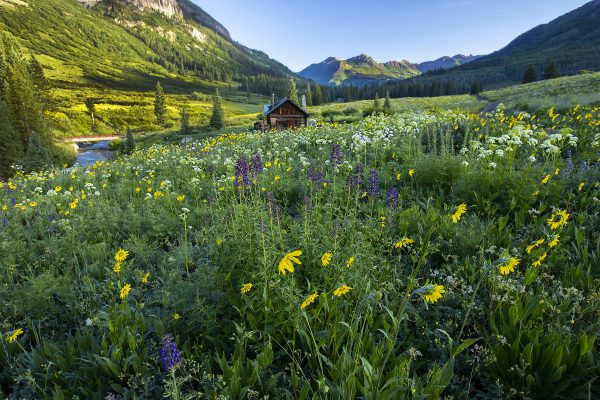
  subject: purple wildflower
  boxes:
[10,198,16,206]
[386,188,399,210]
[347,164,364,189]
[306,165,326,186]
[234,157,250,188]
[160,334,182,371]
[265,192,282,220]
[368,169,380,197]
[330,144,342,168]
[250,153,263,176]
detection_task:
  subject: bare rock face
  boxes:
[76,0,231,39]
[77,0,102,6]
[129,0,181,18]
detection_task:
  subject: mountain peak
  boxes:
[347,54,376,64]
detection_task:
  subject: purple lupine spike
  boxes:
[368,169,380,197]
[10,198,17,206]
[234,157,250,188]
[347,164,364,189]
[330,144,342,168]
[306,165,325,186]
[250,153,263,176]
[387,188,399,210]
[160,334,182,371]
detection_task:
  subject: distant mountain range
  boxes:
[298,54,481,87]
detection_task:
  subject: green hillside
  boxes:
[0,0,296,136]
[310,71,600,123]
[410,0,600,89]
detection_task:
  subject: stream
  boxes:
[75,141,114,166]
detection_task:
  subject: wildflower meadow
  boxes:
[1,105,600,399]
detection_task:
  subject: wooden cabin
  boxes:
[263,97,309,129]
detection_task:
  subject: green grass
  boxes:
[1,105,599,398]
[311,72,600,123]
[480,71,600,111]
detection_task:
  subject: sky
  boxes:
[193,0,591,72]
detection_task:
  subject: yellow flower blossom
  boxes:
[541,174,551,184]
[29,202,37,207]
[394,237,415,249]
[113,262,122,273]
[346,256,355,268]
[6,328,23,343]
[547,210,570,230]
[423,285,445,304]
[526,238,545,254]
[549,235,560,248]
[176,195,185,202]
[321,252,333,267]
[301,293,318,309]
[554,168,560,175]
[115,248,129,263]
[451,203,467,223]
[119,283,131,299]
[241,283,253,294]
[408,169,414,177]
[499,257,520,276]
[141,272,150,284]
[333,285,352,297]
[172,313,180,320]
[532,252,547,267]
[578,182,585,192]
[278,250,302,275]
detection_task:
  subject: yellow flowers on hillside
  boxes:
[451,203,467,223]
[115,248,129,263]
[499,257,520,276]
[547,210,570,230]
[119,283,131,299]
[333,285,352,297]
[394,238,415,249]
[278,250,302,275]
[532,253,547,267]
[423,285,445,304]
[240,283,253,294]
[301,293,318,309]
[345,256,355,268]
[526,238,545,254]
[321,252,333,267]
[6,328,23,343]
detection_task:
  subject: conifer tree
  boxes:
[85,98,96,130]
[154,81,166,126]
[373,93,381,109]
[543,62,560,80]
[123,128,136,155]
[180,106,190,134]
[383,91,392,110]
[523,65,537,84]
[0,99,21,177]
[288,78,299,105]
[306,83,313,107]
[314,84,323,106]
[209,88,225,130]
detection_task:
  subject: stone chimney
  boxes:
[301,95,307,111]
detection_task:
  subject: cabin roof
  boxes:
[264,97,309,117]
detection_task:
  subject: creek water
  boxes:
[75,141,113,166]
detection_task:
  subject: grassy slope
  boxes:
[0,0,275,136]
[312,72,600,119]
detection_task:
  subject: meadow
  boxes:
[1,104,600,399]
